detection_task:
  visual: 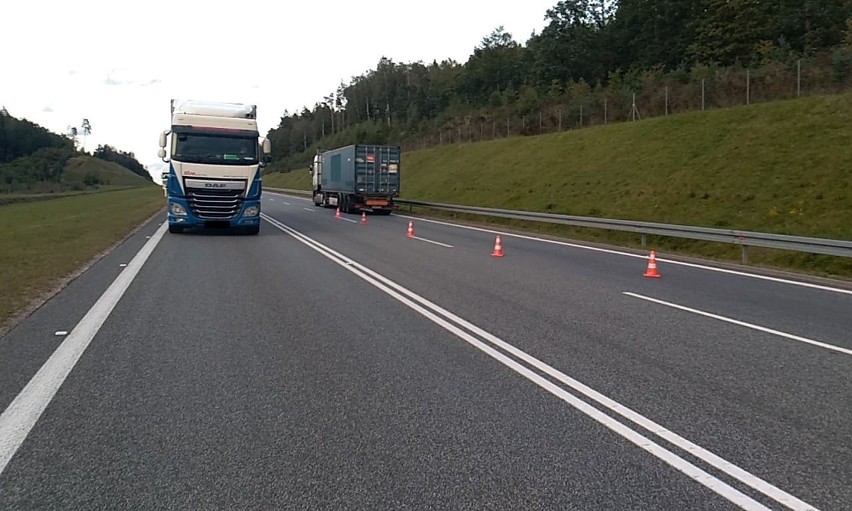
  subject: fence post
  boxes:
[797,59,801,97]
[746,69,750,105]
[665,86,669,115]
[702,79,706,111]
[631,93,636,121]
[604,98,607,124]
[579,105,583,127]
[558,107,562,131]
[507,117,510,137]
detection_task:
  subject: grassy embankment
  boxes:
[265,92,852,278]
[0,186,165,333]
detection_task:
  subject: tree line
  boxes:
[0,107,71,164]
[267,0,852,170]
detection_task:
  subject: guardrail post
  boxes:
[741,245,749,265]
[641,234,647,248]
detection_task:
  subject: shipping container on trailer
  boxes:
[311,144,400,215]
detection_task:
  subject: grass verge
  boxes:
[0,186,166,334]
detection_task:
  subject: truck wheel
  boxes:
[169,224,183,234]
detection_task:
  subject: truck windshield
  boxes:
[173,133,258,164]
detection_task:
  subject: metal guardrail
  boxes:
[265,189,852,262]
[394,199,852,263]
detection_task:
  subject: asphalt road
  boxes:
[0,191,849,510]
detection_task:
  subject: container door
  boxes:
[356,145,400,196]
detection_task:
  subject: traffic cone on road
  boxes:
[407,220,415,238]
[335,207,341,219]
[361,211,367,224]
[644,250,662,278]
[491,235,505,257]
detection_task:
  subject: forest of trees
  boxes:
[0,107,71,164]
[267,0,852,170]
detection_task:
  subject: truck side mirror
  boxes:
[263,139,272,163]
[158,131,169,162]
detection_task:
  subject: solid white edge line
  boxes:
[261,214,816,511]
[623,292,852,357]
[396,214,852,297]
[0,222,167,476]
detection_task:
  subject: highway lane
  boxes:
[0,195,848,509]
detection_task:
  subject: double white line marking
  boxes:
[263,213,818,511]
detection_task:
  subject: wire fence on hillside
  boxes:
[402,56,852,151]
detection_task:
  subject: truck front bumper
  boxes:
[168,198,260,229]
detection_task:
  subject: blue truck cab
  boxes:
[158,99,271,235]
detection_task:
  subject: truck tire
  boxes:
[168,224,183,234]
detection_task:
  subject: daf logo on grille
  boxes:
[205,183,227,188]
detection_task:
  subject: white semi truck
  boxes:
[158,99,271,234]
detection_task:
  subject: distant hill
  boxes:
[63,156,153,188]
[0,108,152,194]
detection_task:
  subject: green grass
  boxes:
[0,186,165,332]
[263,168,311,190]
[0,188,138,206]
[405,94,852,235]
[266,93,852,278]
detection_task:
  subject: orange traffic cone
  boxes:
[491,235,505,257]
[644,250,661,278]
[361,211,367,224]
[335,207,341,219]
[407,221,415,238]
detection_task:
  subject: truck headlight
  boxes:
[243,205,259,217]
[170,203,187,216]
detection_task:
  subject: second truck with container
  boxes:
[310,144,400,214]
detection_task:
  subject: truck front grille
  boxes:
[186,188,244,219]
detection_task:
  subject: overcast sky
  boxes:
[1,0,557,179]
